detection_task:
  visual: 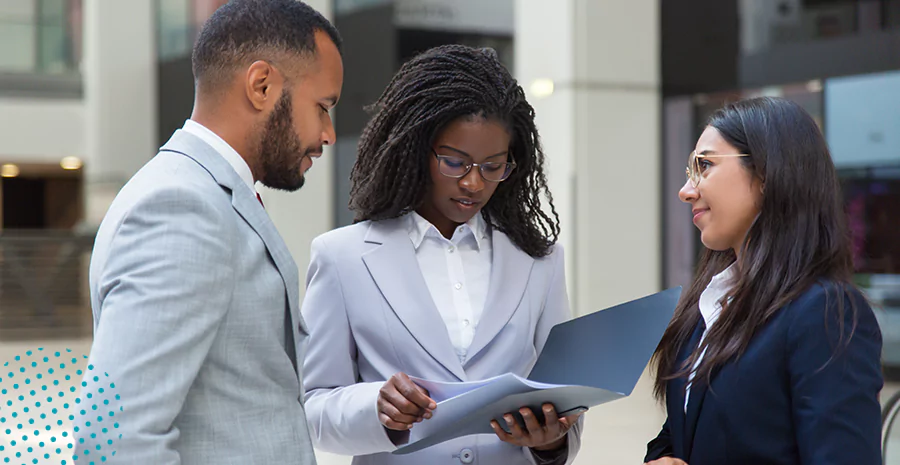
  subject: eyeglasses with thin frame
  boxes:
[685,150,749,188]
[432,149,516,182]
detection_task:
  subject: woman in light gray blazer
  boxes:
[301,45,583,465]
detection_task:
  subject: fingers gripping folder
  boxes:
[395,287,682,454]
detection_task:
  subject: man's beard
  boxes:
[258,90,322,192]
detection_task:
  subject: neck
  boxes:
[191,105,261,181]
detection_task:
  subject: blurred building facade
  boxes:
[0,0,898,463]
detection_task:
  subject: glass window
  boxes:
[39,0,67,24]
[191,0,228,34]
[0,0,81,74]
[0,1,38,72]
[157,0,228,60]
[826,70,900,169]
[158,0,192,60]
[38,0,81,73]
[888,0,900,27]
[738,0,900,55]
[824,70,900,375]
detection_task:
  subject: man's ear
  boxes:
[244,60,281,111]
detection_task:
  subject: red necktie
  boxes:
[256,192,265,209]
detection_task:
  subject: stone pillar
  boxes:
[83,0,157,226]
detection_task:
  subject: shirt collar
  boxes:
[182,119,256,192]
[407,212,489,250]
[698,263,736,329]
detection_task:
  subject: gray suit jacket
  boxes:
[77,130,316,464]
[302,218,582,465]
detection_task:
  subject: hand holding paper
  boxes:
[377,372,437,431]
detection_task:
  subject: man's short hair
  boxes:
[192,0,342,93]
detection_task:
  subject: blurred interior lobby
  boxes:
[1,0,900,462]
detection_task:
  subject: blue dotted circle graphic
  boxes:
[0,348,122,465]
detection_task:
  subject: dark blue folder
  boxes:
[394,287,682,455]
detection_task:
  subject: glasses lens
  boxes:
[480,163,513,181]
[687,152,699,186]
[437,155,470,177]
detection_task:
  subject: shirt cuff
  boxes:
[530,442,569,465]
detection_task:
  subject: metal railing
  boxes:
[0,230,94,339]
[885,389,900,461]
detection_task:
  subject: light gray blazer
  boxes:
[78,130,316,464]
[302,217,582,465]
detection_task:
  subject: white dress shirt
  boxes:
[182,119,256,192]
[685,263,735,412]
[407,212,492,364]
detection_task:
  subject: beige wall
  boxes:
[0,99,85,163]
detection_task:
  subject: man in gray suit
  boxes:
[75,1,343,463]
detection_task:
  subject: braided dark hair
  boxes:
[349,44,560,258]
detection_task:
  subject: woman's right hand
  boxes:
[377,372,437,431]
[645,458,688,465]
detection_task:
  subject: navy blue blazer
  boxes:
[645,282,883,465]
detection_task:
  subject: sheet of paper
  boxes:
[409,373,567,403]
[409,374,508,403]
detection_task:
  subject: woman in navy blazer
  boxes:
[644,97,883,465]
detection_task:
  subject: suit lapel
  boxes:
[682,320,707,459]
[361,219,467,381]
[666,372,687,459]
[464,230,534,365]
[159,131,304,368]
[230,186,304,332]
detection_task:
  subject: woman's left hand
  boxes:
[490,403,582,451]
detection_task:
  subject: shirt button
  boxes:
[454,282,462,290]
[459,448,474,464]
[448,246,455,253]
[463,319,470,327]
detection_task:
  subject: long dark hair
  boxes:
[348,45,560,258]
[652,97,857,400]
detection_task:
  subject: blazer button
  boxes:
[459,448,474,464]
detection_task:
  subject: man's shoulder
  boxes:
[118,152,229,209]
[140,150,222,190]
[95,152,236,247]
